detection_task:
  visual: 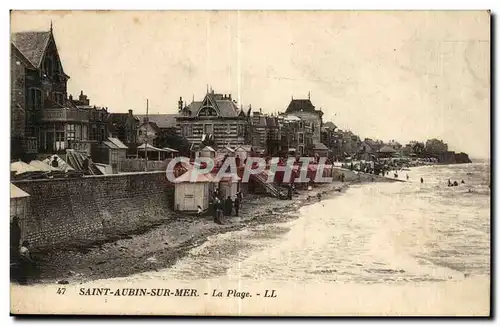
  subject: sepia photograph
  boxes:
[9,10,490,316]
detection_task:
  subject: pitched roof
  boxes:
[215,99,239,117]
[174,171,215,183]
[11,31,51,68]
[323,121,337,130]
[184,101,202,115]
[107,113,139,125]
[286,99,315,113]
[252,114,268,126]
[138,121,161,134]
[266,117,278,127]
[185,93,240,118]
[135,114,177,129]
[379,145,397,153]
[11,43,36,70]
[107,137,128,149]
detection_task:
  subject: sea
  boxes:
[135,162,491,284]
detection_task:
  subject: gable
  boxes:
[197,94,220,117]
[42,33,67,77]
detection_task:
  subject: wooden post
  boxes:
[145,99,149,171]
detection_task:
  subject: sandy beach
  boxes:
[25,171,375,284]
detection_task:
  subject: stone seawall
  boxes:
[13,172,174,250]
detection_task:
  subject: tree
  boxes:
[411,142,425,155]
[425,139,448,154]
[156,129,190,156]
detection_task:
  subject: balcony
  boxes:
[41,108,89,123]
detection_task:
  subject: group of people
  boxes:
[10,216,34,285]
[210,189,243,224]
[448,179,465,187]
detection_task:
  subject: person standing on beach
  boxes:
[18,241,33,285]
[224,196,233,217]
[236,191,243,210]
[10,216,21,259]
[421,177,424,184]
[214,198,223,224]
[406,174,409,180]
[234,196,240,216]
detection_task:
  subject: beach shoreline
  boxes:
[16,169,398,285]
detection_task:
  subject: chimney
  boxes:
[128,109,133,116]
[178,96,183,113]
[79,90,89,105]
[229,94,232,101]
[69,94,73,101]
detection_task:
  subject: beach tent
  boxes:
[42,155,75,172]
[198,146,216,159]
[10,183,29,241]
[217,172,241,200]
[29,160,58,172]
[173,170,216,212]
[11,161,40,175]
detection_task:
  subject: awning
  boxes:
[137,143,166,152]
[11,183,30,199]
[11,161,40,175]
[162,147,179,153]
[42,155,74,172]
[29,160,58,172]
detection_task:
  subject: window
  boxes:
[27,88,42,110]
[182,125,193,137]
[100,126,105,141]
[298,145,304,155]
[198,107,217,116]
[204,124,213,134]
[90,126,97,141]
[82,125,88,140]
[237,124,245,137]
[66,124,76,141]
[56,131,65,151]
[76,125,82,140]
[299,122,304,129]
[299,133,304,144]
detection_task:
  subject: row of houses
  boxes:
[10,24,331,163]
[13,24,393,169]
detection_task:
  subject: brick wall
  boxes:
[119,158,170,172]
[12,171,174,250]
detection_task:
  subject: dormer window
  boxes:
[198,106,217,117]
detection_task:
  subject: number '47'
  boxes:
[56,288,66,295]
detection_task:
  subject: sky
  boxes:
[10,11,490,158]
